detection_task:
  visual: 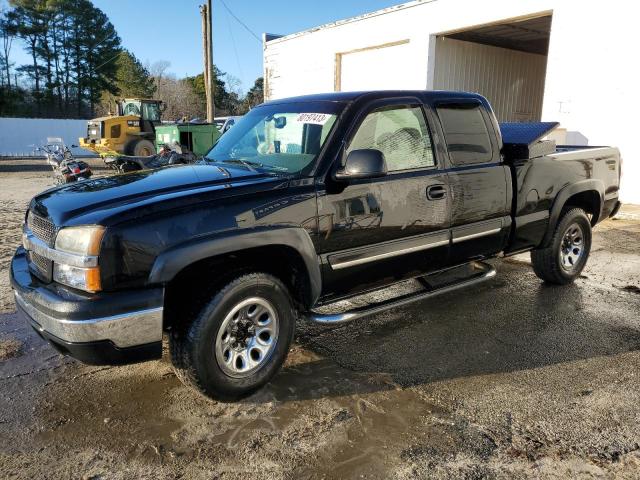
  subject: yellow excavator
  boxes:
[79,99,164,156]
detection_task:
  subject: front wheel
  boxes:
[129,139,155,157]
[169,273,296,401]
[531,208,592,284]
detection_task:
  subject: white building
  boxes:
[263,0,638,204]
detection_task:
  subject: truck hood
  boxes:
[30,164,285,226]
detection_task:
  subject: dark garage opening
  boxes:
[433,15,552,122]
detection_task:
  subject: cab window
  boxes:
[436,103,493,165]
[142,102,161,122]
[347,105,435,171]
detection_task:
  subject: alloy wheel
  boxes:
[214,297,279,378]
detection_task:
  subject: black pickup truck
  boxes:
[11,91,622,401]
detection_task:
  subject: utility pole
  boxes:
[200,4,209,119]
[206,0,215,122]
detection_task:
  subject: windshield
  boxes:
[121,100,141,116]
[205,102,341,175]
[142,102,161,122]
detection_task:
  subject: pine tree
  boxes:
[113,50,156,98]
[98,50,156,116]
[243,77,264,111]
[5,0,121,117]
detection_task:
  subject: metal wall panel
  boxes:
[433,37,547,122]
[0,117,93,156]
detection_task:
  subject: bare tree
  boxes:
[224,73,243,115]
[151,72,206,121]
[148,60,170,99]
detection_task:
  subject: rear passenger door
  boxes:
[432,100,511,263]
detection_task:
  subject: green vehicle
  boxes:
[155,123,222,157]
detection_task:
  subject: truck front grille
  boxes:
[27,210,56,246]
[25,210,56,283]
[27,251,53,282]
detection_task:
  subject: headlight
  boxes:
[53,264,101,292]
[55,226,105,256]
[53,226,105,292]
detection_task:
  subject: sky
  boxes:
[3,0,405,94]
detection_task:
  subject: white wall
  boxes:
[263,1,434,99]
[0,117,94,156]
[339,41,417,92]
[263,0,555,100]
[264,0,640,204]
[540,5,639,204]
[433,37,547,122]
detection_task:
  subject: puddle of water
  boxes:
[214,347,449,478]
[36,366,184,454]
[30,345,452,476]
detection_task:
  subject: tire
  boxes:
[169,273,296,401]
[130,139,155,157]
[531,208,592,285]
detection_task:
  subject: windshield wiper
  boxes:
[209,157,288,175]
[220,158,261,172]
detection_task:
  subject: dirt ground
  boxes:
[1,158,639,480]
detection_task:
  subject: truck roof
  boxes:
[261,90,487,106]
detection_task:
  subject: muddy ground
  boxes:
[1,158,639,479]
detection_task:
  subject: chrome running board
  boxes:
[307,261,496,325]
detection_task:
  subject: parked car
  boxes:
[213,115,241,134]
[11,90,621,401]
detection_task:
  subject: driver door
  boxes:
[315,98,451,301]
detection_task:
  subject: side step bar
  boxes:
[307,261,496,325]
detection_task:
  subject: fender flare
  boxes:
[541,179,604,247]
[148,226,322,306]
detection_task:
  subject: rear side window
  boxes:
[436,104,493,165]
[347,105,435,171]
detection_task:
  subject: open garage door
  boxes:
[433,15,551,122]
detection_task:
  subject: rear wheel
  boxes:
[169,273,296,401]
[531,208,592,284]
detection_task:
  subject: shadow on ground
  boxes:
[262,261,640,403]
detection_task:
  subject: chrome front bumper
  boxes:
[14,290,163,348]
[11,246,164,364]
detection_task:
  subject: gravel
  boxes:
[1,158,639,479]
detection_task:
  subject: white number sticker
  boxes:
[295,113,330,125]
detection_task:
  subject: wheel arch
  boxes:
[541,180,604,247]
[150,227,322,314]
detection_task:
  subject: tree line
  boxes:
[0,0,263,120]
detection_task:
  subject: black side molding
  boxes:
[148,226,322,306]
[541,179,604,247]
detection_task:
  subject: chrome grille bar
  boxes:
[22,229,98,268]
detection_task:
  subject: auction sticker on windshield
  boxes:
[296,113,331,125]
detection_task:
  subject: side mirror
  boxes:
[334,149,387,181]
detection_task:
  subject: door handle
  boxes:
[426,185,447,201]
